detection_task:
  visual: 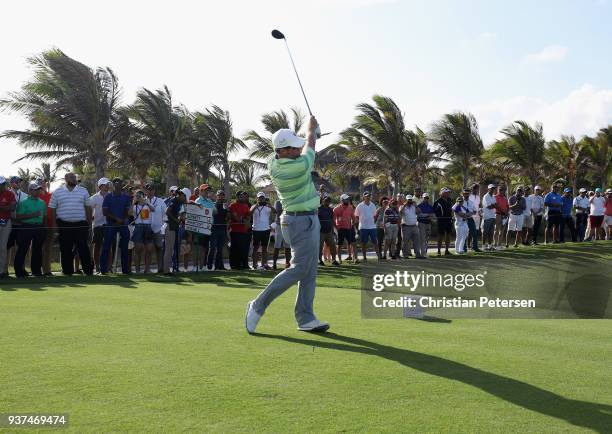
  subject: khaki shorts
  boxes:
[384,224,399,241]
[522,214,534,228]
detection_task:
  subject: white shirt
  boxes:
[148,196,166,233]
[482,193,497,220]
[10,188,29,220]
[90,192,107,227]
[354,201,377,229]
[523,195,533,217]
[133,203,152,224]
[530,194,545,216]
[401,204,418,225]
[49,185,91,222]
[590,196,606,216]
[573,195,589,214]
[252,204,272,231]
[463,198,477,214]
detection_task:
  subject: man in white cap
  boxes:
[355,191,382,261]
[245,116,329,334]
[399,194,424,258]
[481,184,497,251]
[90,177,112,273]
[530,185,545,244]
[250,191,275,270]
[333,193,357,263]
[573,188,589,241]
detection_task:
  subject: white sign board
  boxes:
[185,203,213,235]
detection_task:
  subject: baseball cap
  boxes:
[606,188,612,194]
[256,191,266,198]
[406,195,414,201]
[144,183,154,189]
[0,176,6,184]
[97,177,110,187]
[181,187,192,198]
[272,129,305,149]
[216,189,225,195]
[340,193,349,200]
[534,185,542,190]
[28,181,42,190]
[579,188,587,193]
[112,177,122,183]
[422,193,429,198]
[363,191,370,197]
[169,185,178,193]
[322,193,330,200]
[487,184,496,189]
[462,188,470,194]
[10,176,22,184]
[440,187,450,193]
[595,187,602,193]
[199,184,212,191]
[563,187,571,193]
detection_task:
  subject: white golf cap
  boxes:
[181,187,191,198]
[169,185,178,192]
[406,194,414,200]
[272,129,305,149]
[487,183,496,189]
[422,193,429,198]
[97,177,110,187]
[256,191,266,198]
[340,193,349,200]
[579,188,587,193]
[28,181,42,190]
[534,185,542,190]
[606,188,612,194]
[0,176,6,184]
[440,187,450,193]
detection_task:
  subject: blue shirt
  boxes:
[544,192,563,214]
[417,202,434,224]
[102,192,131,225]
[561,195,573,216]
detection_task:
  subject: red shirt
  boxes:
[605,197,612,216]
[333,204,355,229]
[39,191,53,226]
[229,201,250,233]
[495,194,509,215]
[0,189,16,220]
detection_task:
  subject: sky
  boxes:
[1,0,611,179]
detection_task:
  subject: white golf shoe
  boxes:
[298,319,330,333]
[245,301,262,334]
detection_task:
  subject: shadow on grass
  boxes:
[256,332,612,433]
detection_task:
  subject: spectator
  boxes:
[250,191,274,270]
[90,177,111,273]
[208,190,229,271]
[507,186,526,247]
[530,186,545,244]
[14,182,47,277]
[163,189,186,275]
[383,199,401,259]
[434,187,454,255]
[494,185,509,249]
[560,188,577,242]
[333,193,356,263]
[605,188,612,240]
[462,188,481,252]
[394,193,406,257]
[354,191,381,262]
[544,184,563,244]
[400,195,424,259]
[318,194,339,266]
[145,183,166,272]
[132,189,155,273]
[48,172,93,275]
[468,183,482,251]
[573,188,590,242]
[374,197,388,258]
[453,197,470,254]
[6,175,29,272]
[272,198,291,270]
[194,184,216,271]
[229,191,251,270]
[100,178,132,274]
[36,178,54,276]
[588,188,606,240]
[481,184,497,251]
[0,177,16,278]
[521,186,533,246]
[413,187,423,205]
[416,193,434,257]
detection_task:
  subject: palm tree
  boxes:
[195,105,246,198]
[33,162,57,183]
[582,127,612,189]
[244,107,305,160]
[429,112,484,189]
[230,159,268,190]
[402,127,442,189]
[490,121,547,187]
[127,86,191,187]
[545,135,588,192]
[0,49,123,179]
[340,95,413,195]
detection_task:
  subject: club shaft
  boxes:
[283,39,313,116]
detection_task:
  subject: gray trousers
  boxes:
[402,225,421,257]
[0,220,12,273]
[252,214,320,326]
[418,222,430,256]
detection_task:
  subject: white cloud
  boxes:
[523,45,568,64]
[473,84,612,144]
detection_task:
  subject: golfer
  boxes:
[245,116,329,334]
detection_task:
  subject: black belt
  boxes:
[284,210,316,216]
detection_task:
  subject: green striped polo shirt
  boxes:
[268,147,319,212]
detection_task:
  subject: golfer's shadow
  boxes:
[256,332,611,433]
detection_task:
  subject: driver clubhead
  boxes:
[271,29,285,40]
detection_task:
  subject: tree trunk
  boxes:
[94,154,106,181]
[165,154,179,189]
[462,166,469,190]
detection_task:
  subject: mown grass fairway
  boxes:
[1,243,611,433]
